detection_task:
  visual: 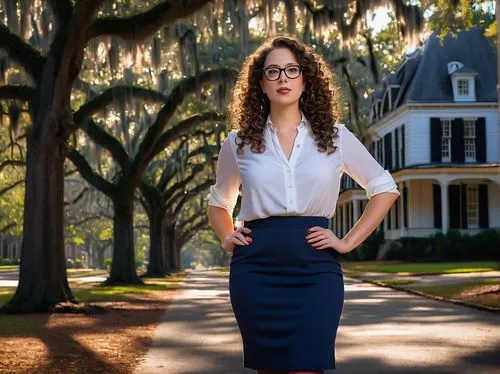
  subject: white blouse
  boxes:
[208,113,400,227]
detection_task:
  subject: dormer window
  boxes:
[457,79,469,95]
[447,61,477,102]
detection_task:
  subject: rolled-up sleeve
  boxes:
[339,124,400,200]
[208,131,241,216]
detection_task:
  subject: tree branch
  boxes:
[164,164,204,204]
[66,148,118,197]
[180,215,208,244]
[0,160,25,173]
[0,23,46,80]
[79,119,130,170]
[157,128,218,190]
[88,0,212,41]
[152,111,225,156]
[173,179,213,217]
[0,179,24,196]
[0,85,36,102]
[74,85,167,123]
[68,214,112,227]
[131,68,235,177]
[64,187,88,206]
[0,222,16,234]
[47,0,74,25]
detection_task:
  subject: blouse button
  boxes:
[297,144,301,148]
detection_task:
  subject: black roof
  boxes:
[371,27,497,114]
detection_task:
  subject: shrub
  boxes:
[0,258,14,266]
[74,258,84,269]
[104,257,112,271]
[385,229,500,261]
[355,229,384,261]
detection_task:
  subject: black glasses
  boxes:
[262,65,303,81]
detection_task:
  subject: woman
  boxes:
[207,35,400,374]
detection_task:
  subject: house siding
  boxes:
[404,108,498,165]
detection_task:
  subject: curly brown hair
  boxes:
[227,34,342,156]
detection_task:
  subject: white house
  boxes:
[332,28,500,245]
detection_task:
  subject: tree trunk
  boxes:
[145,208,166,277]
[164,224,179,272]
[1,133,76,313]
[174,238,183,270]
[104,199,142,285]
[162,223,171,271]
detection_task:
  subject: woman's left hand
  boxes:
[306,226,352,254]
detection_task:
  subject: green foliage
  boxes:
[424,0,496,43]
[182,229,230,268]
[385,229,500,261]
[0,173,25,236]
[74,257,84,269]
[0,258,16,265]
[342,261,498,274]
[104,257,112,271]
[345,229,385,261]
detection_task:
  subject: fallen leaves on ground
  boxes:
[0,282,182,374]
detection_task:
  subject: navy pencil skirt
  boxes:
[229,215,344,371]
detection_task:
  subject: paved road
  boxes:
[134,270,500,374]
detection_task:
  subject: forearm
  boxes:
[208,205,235,244]
[341,192,400,252]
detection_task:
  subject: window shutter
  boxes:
[460,184,468,229]
[403,184,408,228]
[451,118,465,163]
[478,184,489,228]
[384,132,392,170]
[449,184,460,229]
[401,124,405,167]
[395,198,399,228]
[395,127,400,169]
[433,184,442,228]
[430,118,441,162]
[476,117,486,162]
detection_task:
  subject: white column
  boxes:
[352,199,360,224]
[342,204,347,237]
[399,182,405,236]
[440,181,449,234]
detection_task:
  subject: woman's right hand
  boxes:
[222,227,253,252]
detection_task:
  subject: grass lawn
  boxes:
[0,265,18,272]
[341,261,499,275]
[368,277,500,310]
[0,270,187,373]
[407,279,500,309]
[0,266,110,276]
[66,268,110,277]
[374,278,415,286]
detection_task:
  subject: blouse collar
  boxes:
[266,111,309,133]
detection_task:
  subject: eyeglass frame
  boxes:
[261,64,304,81]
